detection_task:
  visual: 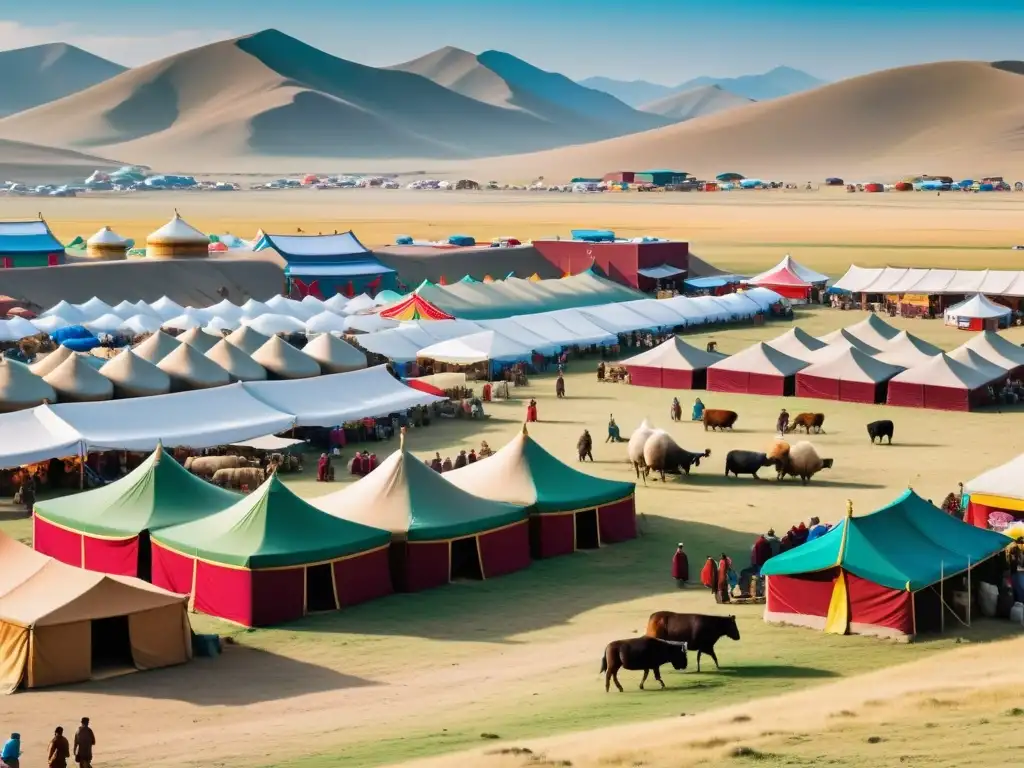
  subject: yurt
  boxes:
[157,342,231,390]
[943,294,1012,331]
[0,533,191,694]
[42,355,115,402]
[621,336,725,389]
[132,330,181,364]
[225,326,270,355]
[84,226,129,260]
[146,211,209,258]
[251,336,321,379]
[0,359,56,412]
[311,443,530,592]
[445,427,636,557]
[98,349,172,398]
[706,342,809,396]
[795,347,905,404]
[28,345,75,377]
[204,339,268,382]
[34,445,239,579]
[302,333,367,374]
[151,475,393,627]
[176,327,218,354]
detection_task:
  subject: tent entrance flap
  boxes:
[91,615,134,675]
[824,570,849,634]
[451,537,483,581]
[575,510,600,550]
[306,564,339,613]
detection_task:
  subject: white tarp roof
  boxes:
[342,294,376,315]
[357,329,424,363]
[740,287,786,311]
[230,435,305,451]
[417,331,532,364]
[887,353,1001,390]
[530,310,617,346]
[244,313,307,335]
[844,314,901,348]
[709,342,809,376]
[834,265,1024,297]
[0,407,82,466]
[658,295,714,324]
[622,337,726,370]
[944,294,1012,320]
[577,303,659,334]
[689,296,735,322]
[474,319,562,355]
[946,347,1012,380]
[799,347,905,383]
[965,453,1024,500]
[259,232,368,257]
[748,255,829,285]
[765,327,829,361]
[305,311,349,334]
[616,299,689,329]
[960,331,1024,368]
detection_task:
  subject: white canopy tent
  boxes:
[417,331,532,365]
[304,311,350,334]
[475,318,562,356]
[0,407,82,466]
[341,294,376,315]
[244,313,307,336]
[943,294,1012,326]
[39,301,87,324]
[833,266,1024,297]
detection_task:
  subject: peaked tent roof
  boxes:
[132,331,181,363]
[0,359,56,412]
[622,336,726,370]
[157,342,232,389]
[746,258,813,288]
[945,293,1012,320]
[844,314,900,348]
[761,490,1008,590]
[152,474,390,569]
[961,331,1024,368]
[204,339,268,382]
[0,219,63,253]
[817,328,881,355]
[445,429,634,512]
[965,454,1024,502]
[225,326,270,355]
[254,231,370,260]
[28,345,75,377]
[311,448,527,541]
[98,349,172,397]
[416,331,532,364]
[888,352,1001,390]
[799,346,905,383]
[708,342,809,376]
[749,254,828,285]
[379,294,456,321]
[176,327,218,354]
[34,445,240,537]
[301,333,367,374]
[881,330,944,357]
[42,355,115,402]
[946,347,1011,380]
[251,336,321,379]
[765,327,829,361]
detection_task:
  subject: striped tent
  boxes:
[378,294,456,321]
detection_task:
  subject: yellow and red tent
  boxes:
[379,294,455,321]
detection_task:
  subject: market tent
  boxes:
[886,353,1001,411]
[204,339,268,382]
[225,326,270,355]
[745,258,814,301]
[157,342,232,390]
[0,533,191,694]
[356,328,426,363]
[251,336,321,379]
[75,297,115,321]
[31,315,71,334]
[343,313,399,333]
[132,331,181,364]
[0,359,56,412]
[84,313,125,334]
[964,454,1024,528]
[301,333,367,374]
[379,294,456,321]
[874,331,943,368]
[816,328,881,355]
[578,302,662,334]
[40,300,87,324]
[203,317,239,334]
[241,366,443,427]
[616,299,689,329]
[323,294,349,312]
[445,428,636,557]
[121,314,163,335]
[765,327,829,362]
[957,331,1024,375]
[265,295,314,320]
[762,491,1008,639]
[342,294,377,315]
[417,331,532,365]
[0,407,82,468]
[304,311,349,334]
[245,313,307,336]
[98,349,172,397]
[843,314,900,348]
[946,347,1012,382]
[943,294,1012,330]
[151,475,392,626]
[622,336,726,389]
[206,299,243,321]
[239,299,273,319]
[413,319,487,342]
[42,355,114,402]
[176,327,218,354]
[796,347,905,404]
[148,297,185,321]
[34,444,239,578]
[749,255,828,287]
[474,318,562,356]
[311,446,530,591]
[529,310,617,346]
[707,342,808,396]
[29,345,75,377]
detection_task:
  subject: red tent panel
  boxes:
[796,373,839,401]
[707,369,790,396]
[846,572,914,636]
[334,548,393,606]
[597,496,637,543]
[886,381,925,408]
[479,521,531,577]
[625,365,662,388]
[532,514,577,558]
[84,536,140,577]
[766,569,837,625]
[760,284,811,301]
[33,516,84,567]
[663,368,700,389]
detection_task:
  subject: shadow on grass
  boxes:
[714,664,838,680]
[675,475,885,490]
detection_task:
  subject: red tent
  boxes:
[706,342,808,396]
[796,347,905,404]
[745,262,813,301]
[379,294,455,321]
[621,337,725,389]
[404,378,446,397]
[886,353,1001,411]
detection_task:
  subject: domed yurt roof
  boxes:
[157,342,231,390]
[42,354,115,402]
[99,349,172,398]
[132,330,181,363]
[251,336,321,379]
[85,226,129,261]
[176,327,218,354]
[146,211,209,258]
[29,344,75,377]
[87,226,128,247]
[205,339,268,382]
[225,326,270,355]
[0,359,56,412]
[302,333,367,374]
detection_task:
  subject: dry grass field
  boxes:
[0,192,1022,768]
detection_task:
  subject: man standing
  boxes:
[764,528,781,558]
[671,543,689,587]
[73,718,95,768]
[48,727,70,768]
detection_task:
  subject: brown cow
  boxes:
[702,409,738,432]
[645,612,740,672]
[600,637,688,692]
[786,413,825,434]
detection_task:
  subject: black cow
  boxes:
[600,636,688,692]
[724,450,775,479]
[645,612,740,672]
[867,420,894,445]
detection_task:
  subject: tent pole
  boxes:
[967,557,972,628]
[79,454,85,490]
[940,560,945,634]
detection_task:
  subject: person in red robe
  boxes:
[526,399,539,422]
[716,553,732,603]
[317,453,329,482]
[350,452,364,476]
[367,453,378,473]
[467,449,478,464]
[672,543,689,587]
[700,557,717,592]
[751,534,771,572]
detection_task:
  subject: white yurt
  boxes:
[0,359,56,412]
[148,296,186,321]
[251,336,321,379]
[205,339,268,382]
[29,345,76,377]
[99,349,172,398]
[225,326,270,355]
[42,355,115,402]
[121,314,164,335]
[176,327,218,354]
[302,333,367,374]
[146,211,209,259]
[157,343,231,390]
[245,313,306,336]
[85,226,129,261]
[132,330,181,364]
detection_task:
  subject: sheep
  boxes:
[188,455,250,479]
[211,467,266,490]
[703,409,738,431]
[774,441,834,485]
[627,419,657,483]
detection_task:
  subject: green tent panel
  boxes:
[34,445,240,537]
[761,490,1009,590]
[459,275,478,283]
[152,474,391,569]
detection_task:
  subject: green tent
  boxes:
[34,445,240,538]
[152,474,391,568]
[762,490,1008,590]
[459,275,478,283]
[374,289,403,304]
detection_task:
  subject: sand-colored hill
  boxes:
[0,43,125,117]
[0,30,648,165]
[641,84,754,121]
[0,138,121,182]
[467,61,1024,180]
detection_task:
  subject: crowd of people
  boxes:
[426,441,495,472]
[1,717,95,768]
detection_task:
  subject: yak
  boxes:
[702,409,738,431]
[786,412,826,434]
[642,431,711,482]
[645,612,740,672]
[867,419,894,444]
[725,450,775,479]
[600,636,688,692]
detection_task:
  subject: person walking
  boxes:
[0,733,20,768]
[73,719,95,768]
[776,409,790,436]
[48,727,70,768]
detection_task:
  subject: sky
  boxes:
[1,0,1023,83]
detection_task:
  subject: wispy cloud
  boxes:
[0,21,236,66]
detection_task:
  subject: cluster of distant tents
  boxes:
[825,175,1020,192]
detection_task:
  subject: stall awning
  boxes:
[637,264,687,279]
[286,260,395,277]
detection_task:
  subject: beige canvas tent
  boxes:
[42,355,115,402]
[252,337,321,379]
[157,342,231,390]
[205,339,268,382]
[29,345,75,377]
[146,212,209,259]
[302,333,367,374]
[0,359,56,412]
[0,533,191,693]
[225,326,270,355]
[133,331,181,364]
[85,226,129,261]
[98,349,172,398]
[176,327,218,355]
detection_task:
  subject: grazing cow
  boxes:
[600,637,688,692]
[702,409,738,432]
[867,419,894,444]
[786,413,825,434]
[724,450,775,479]
[645,612,741,672]
[643,431,711,481]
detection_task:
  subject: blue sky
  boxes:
[2,0,1022,83]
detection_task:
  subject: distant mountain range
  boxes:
[580,66,827,107]
[0,43,126,117]
[640,84,754,121]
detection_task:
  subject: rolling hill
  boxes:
[576,76,674,108]
[640,84,754,121]
[0,43,125,117]
[0,30,649,165]
[468,61,1024,180]
[390,47,665,138]
[0,138,121,182]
